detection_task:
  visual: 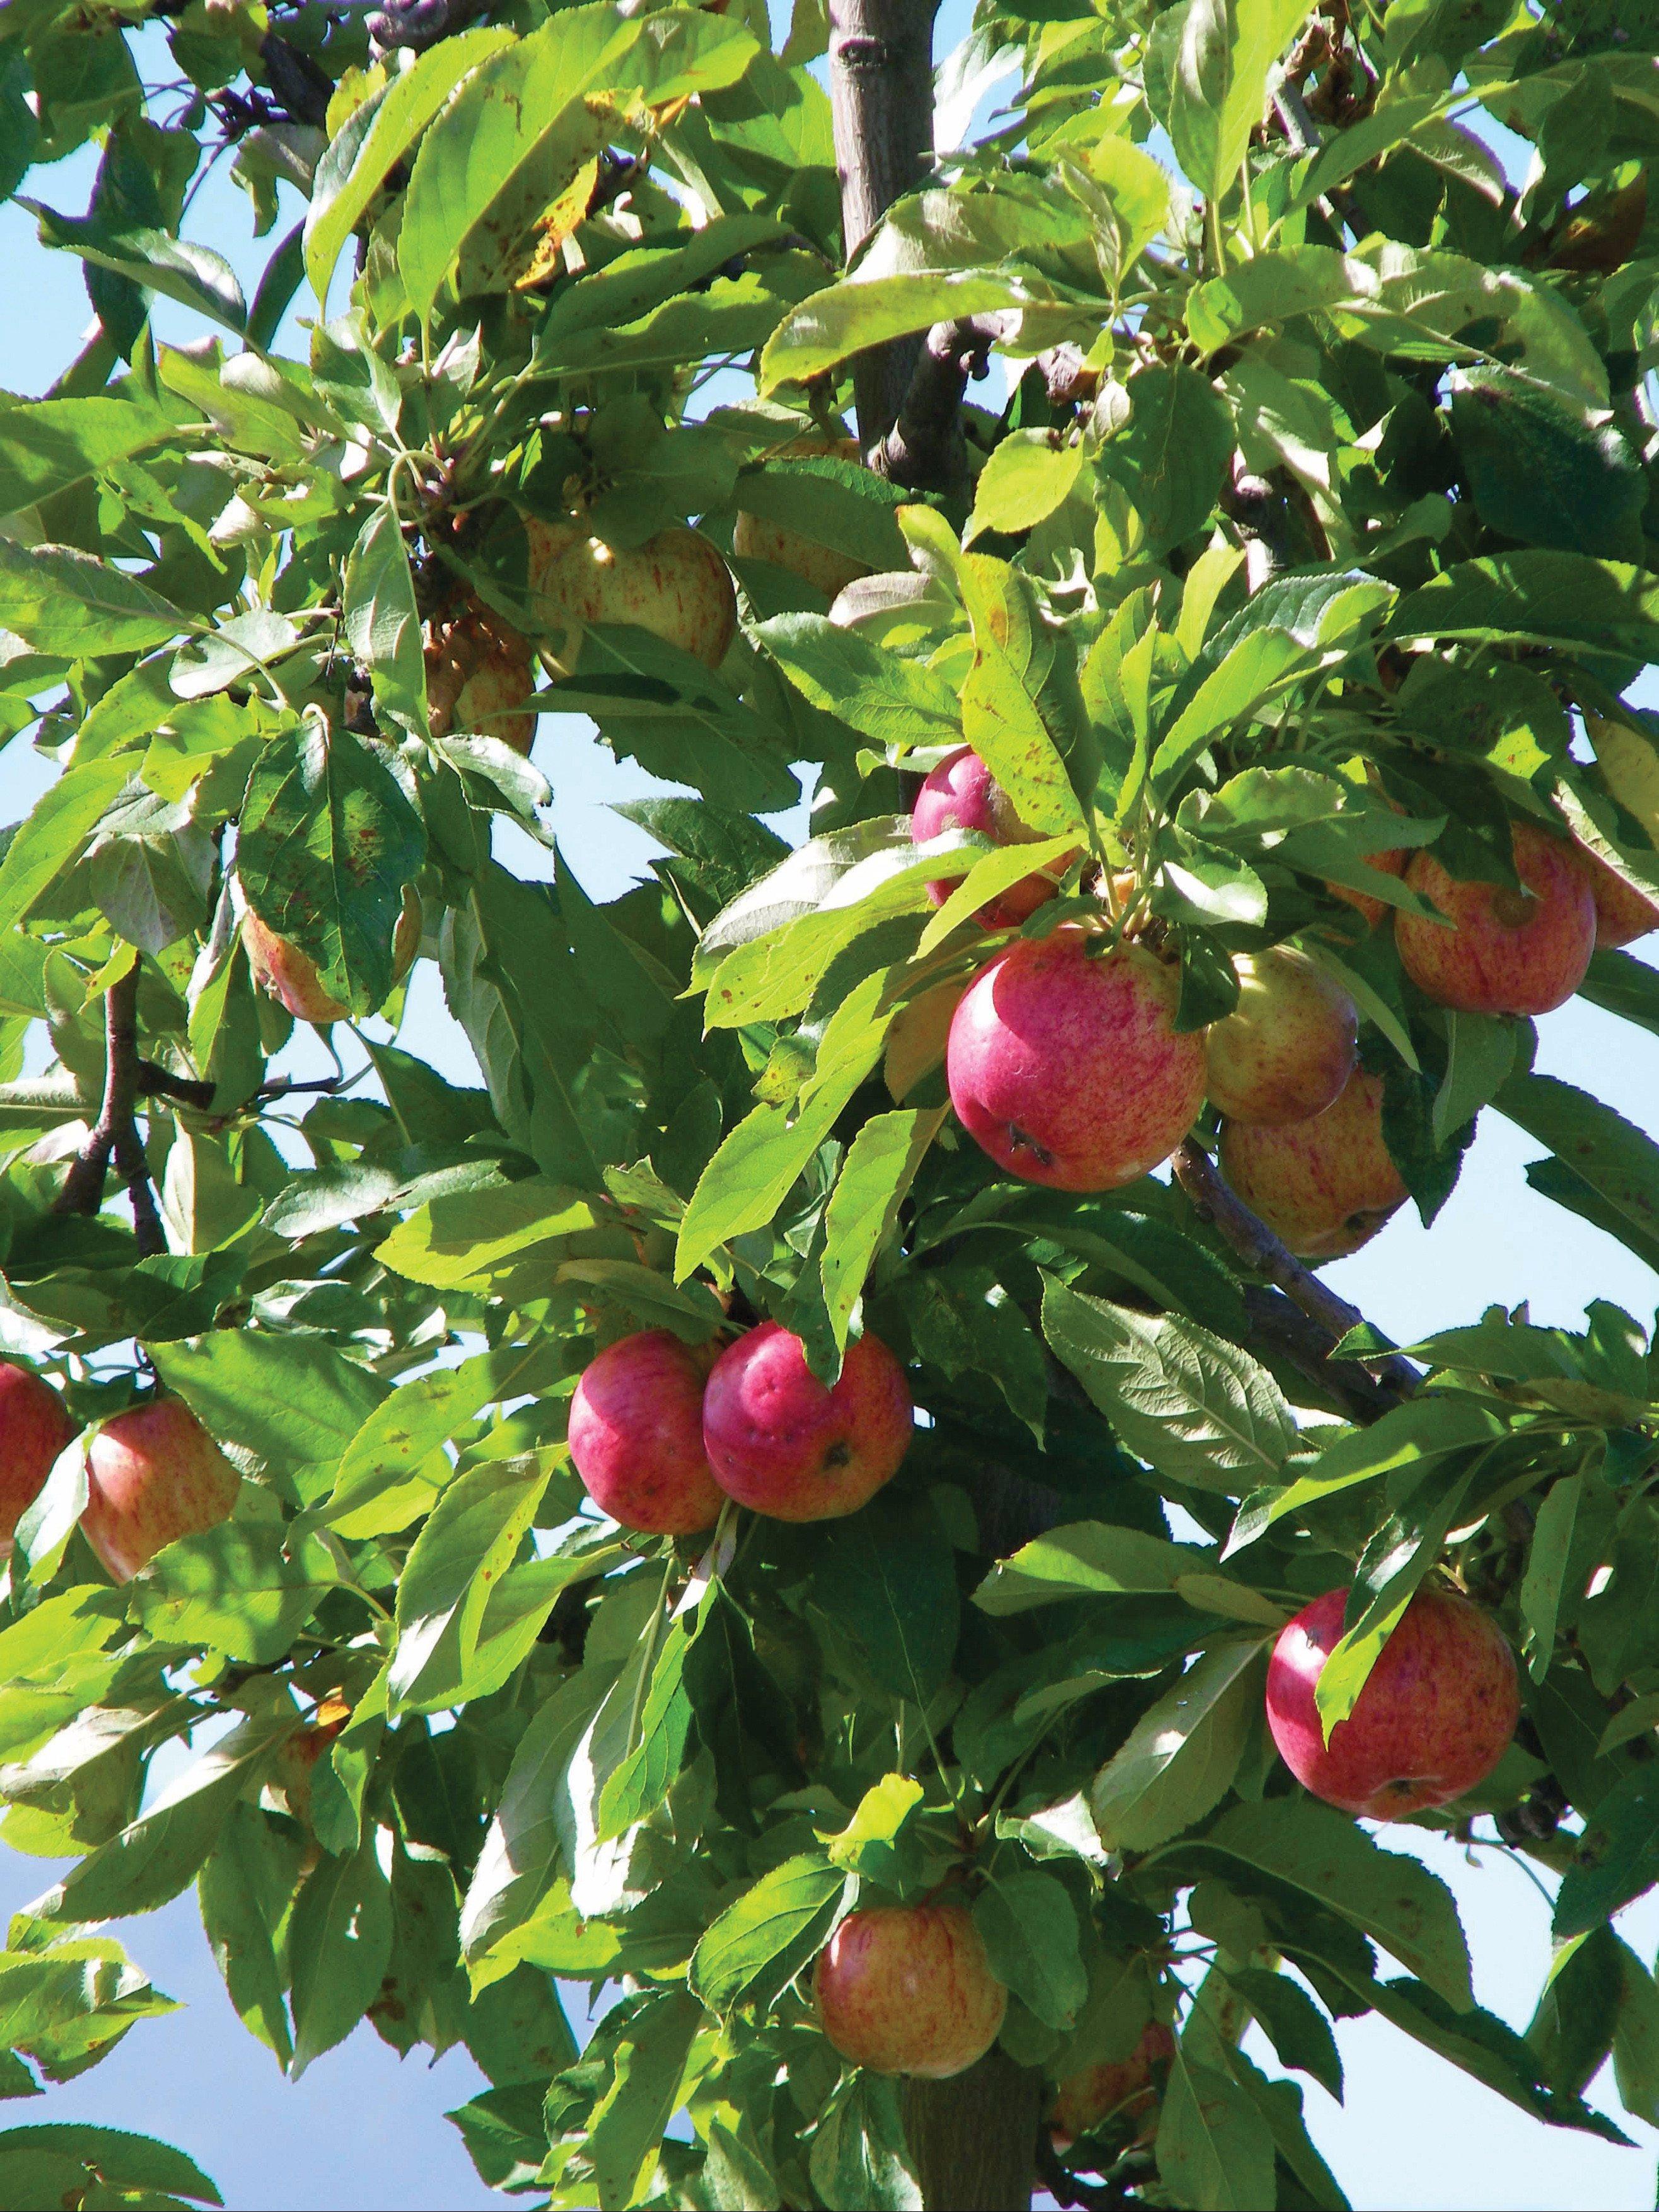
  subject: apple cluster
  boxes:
[918,744,1654,1263]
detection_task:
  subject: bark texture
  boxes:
[900,2051,1045,2212]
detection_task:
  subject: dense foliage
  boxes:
[3,0,1659,2205]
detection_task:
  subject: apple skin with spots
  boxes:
[813,1903,1008,2078]
[1265,1584,1520,1821]
[701,1321,912,1523]
[1394,819,1594,1016]
[0,1363,76,1556]
[1204,946,1358,1128]
[946,926,1206,1192]
[1219,1067,1409,1261]
[911,746,1072,927]
[568,1328,726,1536]
[425,599,538,755]
[525,519,736,669]
[81,1398,241,1585]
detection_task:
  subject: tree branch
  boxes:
[827,0,940,455]
[878,315,999,492]
[53,966,167,1257]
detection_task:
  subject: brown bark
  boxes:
[901,2050,1044,2211]
[53,964,166,1256]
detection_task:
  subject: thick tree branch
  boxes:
[879,315,998,492]
[53,966,167,1257]
[827,0,940,455]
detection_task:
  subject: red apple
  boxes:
[1326,845,1407,929]
[813,1903,1008,2078]
[1051,2019,1176,2150]
[1266,1584,1519,1820]
[1219,1067,1407,1261]
[81,1399,242,1584]
[0,1363,76,1557]
[911,746,1073,926]
[946,926,1206,1191]
[1394,819,1594,1016]
[243,884,421,1024]
[701,1322,912,1522]
[1575,842,1659,949]
[1204,947,1358,1126]
[525,519,736,669]
[568,1329,725,1536]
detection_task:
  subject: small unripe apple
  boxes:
[946,926,1206,1191]
[1394,819,1594,1016]
[1326,845,1407,928]
[425,599,537,755]
[813,1903,1008,2078]
[242,884,421,1024]
[733,436,870,600]
[1204,947,1358,1126]
[701,1322,912,1522]
[1575,842,1659,949]
[1266,1584,1519,1820]
[1051,2019,1176,2150]
[525,518,736,669]
[911,746,1073,926]
[1218,1067,1407,1261]
[568,1329,725,1536]
[0,1363,76,1557]
[82,1398,241,1584]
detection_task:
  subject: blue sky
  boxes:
[6,29,1659,2212]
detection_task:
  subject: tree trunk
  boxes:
[827,0,940,452]
[900,2050,1043,2211]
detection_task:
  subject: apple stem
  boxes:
[52,965,167,1258]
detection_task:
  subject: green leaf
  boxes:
[808,2074,921,2212]
[824,1773,924,1877]
[807,1493,959,1707]
[1612,1938,1659,2127]
[131,1522,334,1665]
[149,1332,387,1494]
[0,754,133,938]
[1155,2045,1277,2212]
[1225,1966,1344,2100]
[344,506,429,739]
[1497,1070,1659,1268]
[1096,360,1233,557]
[967,431,1085,540]
[1227,1396,1504,1555]
[321,1344,545,1538]
[588,1986,702,2212]
[288,1838,394,2078]
[974,1519,1284,1627]
[1042,1280,1295,1494]
[197,1801,298,2069]
[1090,1638,1267,1851]
[1387,554,1659,662]
[1519,1472,1588,1684]
[0,2124,221,2207]
[0,393,172,517]
[236,720,427,1019]
[754,615,960,751]
[762,269,1069,393]
[1432,1011,1515,1147]
[595,1617,696,1843]
[1146,0,1310,200]
[820,1106,947,1353]
[973,1870,1086,2029]
[388,1457,550,1714]
[0,539,187,656]
[1555,1764,1659,1940]
[689,1853,849,2013]
[26,200,245,330]
[1450,373,1645,559]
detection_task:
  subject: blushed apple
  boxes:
[569,1329,725,1536]
[1051,2020,1177,2150]
[1266,1584,1520,1820]
[1575,842,1659,949]
[82,1398,241,1584]
[733,436,870,600]
[701,1321,912,1522]
[911,746,1073,927]
[1327,845,1407,929]
[1394,819,1593,1016]
[1204,947,1358,1126]
[525,519,736,669]
[813,1902,1008,2078]
[1218,1067,1407,1261]
[946,926,1206,1191]
[0,1363,76,1557]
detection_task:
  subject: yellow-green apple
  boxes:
[1394,819,1593,1015]
[0,1363,76,1556]
[425,599,537,756]
[701,1322,912,1522]
[242,884,422,1024]
[813,1903,1008,2077]
[733,436,870,600]
[1218,1067,1407,1261]
[1204,947,1358,1126]
[81,1399,241,1584]
[569,1328,725,1536]
[524,518,736,669]
[1266,1584,1519,1819]
[911,746,1074,926]
[946,926,1206,1191]
[1326,844,1407,928]
[1051,2020,1177,2150]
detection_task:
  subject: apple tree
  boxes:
[4,0,1659,2206]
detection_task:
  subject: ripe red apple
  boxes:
[81,1399,242,1584]
[1266,1584,1519,1820]
[1218,1067,1407,1261]
[1326,845,1407,928]
[1575,842,1659,949]
[1051,2020,1176,2150]
[525,519,736,669]
[242,884,421,1024]
[733,436,870,600]
[1394,819,1594,1016]
[425,599,538,755]
[813,1903,1008,2078]
[911,746,1073,926]
[701,1322,912,1522]
[1204,947,1358,1126]
[0,1363,76,1556]
[568,1329,725,1536]
[946,926,1206,1191]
